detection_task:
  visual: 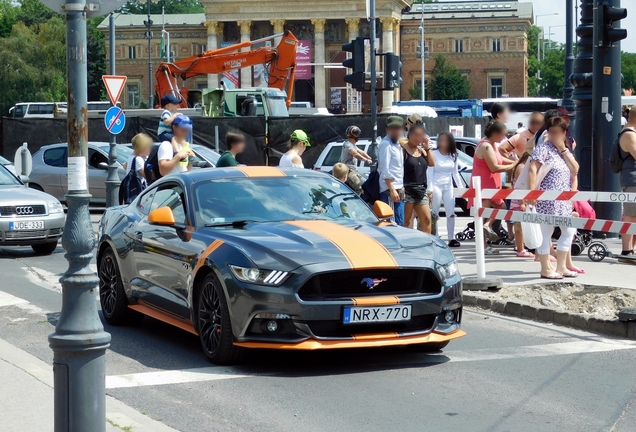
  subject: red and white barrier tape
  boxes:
[476,207,636,236]
[455,188,636,203]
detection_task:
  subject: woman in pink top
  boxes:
[470,120,516,254]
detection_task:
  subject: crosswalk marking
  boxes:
[0,291,28,307]
[22,264,97,293]
[106,367,250,389]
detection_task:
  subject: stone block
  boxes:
[491,300,506,313]
[586,317,606,334]
[521,304,538,319]
[476,297,493,310]
[604,320,628,338]
[463,294,477,305]
[553,311,571,327]
[569,314,589,331]
[505,301,522,317]
[536,308,554,322]
[628,322,636,340]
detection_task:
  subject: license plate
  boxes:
[343,305,412,324]
[9,220,44,230]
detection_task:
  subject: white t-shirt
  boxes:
[279,152,303,168]
[158,140,185,176]
[126,155,145,174]
[427,150,462,189]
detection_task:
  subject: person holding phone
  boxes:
[401,124,435,233]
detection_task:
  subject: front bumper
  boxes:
[0,213,65,246]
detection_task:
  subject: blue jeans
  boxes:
[380,191,404,226]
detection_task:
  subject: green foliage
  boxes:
[88,18,106,101]
[621,52,636,92]
[120,0,204,14]
[537,43,565,98]
[428,54,470,100]
[408,85,422,100]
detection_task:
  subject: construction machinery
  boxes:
[154,31,298,118]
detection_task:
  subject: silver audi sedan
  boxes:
[28,142,131,205]
[0,163,65,254]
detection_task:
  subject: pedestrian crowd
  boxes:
[118,97,636,277]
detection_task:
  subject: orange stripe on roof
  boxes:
[285,220,398,269]
[194,239,224,274]
[234,166,286,177]
[351,296,400,306]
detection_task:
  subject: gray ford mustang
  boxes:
[97,167,464,364]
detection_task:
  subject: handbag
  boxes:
[521,204,543,250]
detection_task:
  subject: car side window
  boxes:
[137,189,155,215]
[323,146,342,167]
[88,148,107,170]
[43,148,67,167]
[150,185,186,225]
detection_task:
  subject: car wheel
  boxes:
[407,341,450,352]
[197,273,246,364]
[28,183,44,191]
[98,248,142,325]
[31,241,58,255]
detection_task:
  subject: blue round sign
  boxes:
[104,106,126,135]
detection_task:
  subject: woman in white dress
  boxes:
[279,130,310,168]
[428,132,463,247]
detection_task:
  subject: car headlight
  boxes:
[438,261,459,280]
[47,200,64,214]
[229,265,290,286]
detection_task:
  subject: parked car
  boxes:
[0,155,15,175]
[28,142,132,205]
[0,163,65,254]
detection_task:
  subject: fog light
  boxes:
[266,320,278,333]
[444,311,455,323]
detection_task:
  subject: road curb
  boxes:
[464,292,636,339]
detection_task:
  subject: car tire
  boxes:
[31,241,58,255]
[196,273,247,365]
[28,183,44,191]
[407,341,450,352]
[98,247,142,325]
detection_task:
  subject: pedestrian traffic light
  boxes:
[595,3,627,48]
[342,37,366,91]
[384,53,403,89]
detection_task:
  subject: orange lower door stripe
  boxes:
[129,304,198,335]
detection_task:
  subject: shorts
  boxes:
[405,190,430,206]
[158,131,173,143]
[345,169,364,195]
[623,186,636,217]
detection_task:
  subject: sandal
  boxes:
[567,267,585,274]
[448,239,461,248]
[485,246,500,255]
[516,250,535,258]
[560,271,579,278]
[541,272,563,280]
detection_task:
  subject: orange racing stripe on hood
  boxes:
[234,166,286,177]
[194,239,224,274]
[285,220,398,269]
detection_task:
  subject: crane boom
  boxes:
[155,30,298,109]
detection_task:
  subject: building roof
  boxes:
[97,13,206,29]
[403,1,533,22]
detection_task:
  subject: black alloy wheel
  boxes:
[98,248,142,325]
[197,273,246,364]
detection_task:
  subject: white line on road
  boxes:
[0,290,28,307]
[22,264,98,293]
[106,367,251,389]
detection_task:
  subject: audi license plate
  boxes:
[343,305,411,324]
[9,220,44,230]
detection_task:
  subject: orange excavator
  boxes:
[154,30,298,109]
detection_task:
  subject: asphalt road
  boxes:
[1,243,635,432]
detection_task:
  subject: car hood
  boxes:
[203,219,451,271]
[0,184,55,204]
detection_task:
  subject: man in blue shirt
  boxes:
[157,94,182,143]
[377,116,405,225]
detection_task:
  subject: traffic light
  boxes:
[342,37,366,91]
[595,3,627,48]
[384,53,403,89]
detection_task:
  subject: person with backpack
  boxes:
[158,115,195,177]
[617,106,636,257]
[119,133,152,204]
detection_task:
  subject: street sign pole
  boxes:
[369,0,377,144]
[47,3,111,432]
[106,12,119,208]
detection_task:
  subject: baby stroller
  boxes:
[455,222,475,241]
[552,228,594,256]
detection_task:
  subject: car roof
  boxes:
[179,166,331,183]
[35,142,115,152]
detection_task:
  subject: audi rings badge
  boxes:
[15,206,34,215]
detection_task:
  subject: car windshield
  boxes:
[0,155,11,165]
[99,144,133,165]
[0,165,20,186]
[457,151,473,166]
[193,176,377,226]
[266,95,289,117]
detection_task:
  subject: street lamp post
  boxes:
[145,0,154,108]
[105,13,119,208]
[535,13,559,95]
[562,0,576,111]
[420,9,425,101]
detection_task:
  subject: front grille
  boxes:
[5,229,47,239]
[307,314,437,338]
[297,269,442,300]
[0,205,47,217]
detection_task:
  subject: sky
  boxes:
[528,0,636,53]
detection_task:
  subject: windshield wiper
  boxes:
[204,220,256,228]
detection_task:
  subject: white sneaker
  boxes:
[485,246,500,255]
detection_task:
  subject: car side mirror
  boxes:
[19,174,30,184]
[197,160,211,168]
[373,201,394,219]
[97,162,109,170]
[148,206,176,226]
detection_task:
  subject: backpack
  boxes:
[119,157,147,205]
[361,169,381,204]
[144,144,162,184]
[610,129,635,173]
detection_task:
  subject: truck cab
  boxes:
[202,87,289,118]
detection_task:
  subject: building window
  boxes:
[127,83,141,108]
[128,46,137,59]
[490,77,504,98]
[454,39,463,53]
[492,38,501,52]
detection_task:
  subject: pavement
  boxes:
[1,211,636,431]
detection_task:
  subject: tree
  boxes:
[428,54,470,100]
[622,52,636,92]
[120,0,204,15]
[527,25,541,96]
[88,17,106,101]
[408,85,422,100]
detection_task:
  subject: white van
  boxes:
[9,102,67,118]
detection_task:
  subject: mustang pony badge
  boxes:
[360,277,387,289]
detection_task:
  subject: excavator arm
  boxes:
[155,30,298,109]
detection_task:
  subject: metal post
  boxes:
[369,0,377,144]
[105,13,119,208]
[147,0,153,108]
[591,0,623,225]
[563,0,576,111]
[472,177,486,279]
[215,125,220,152]
[420,9,425,101]
[572,0,594,191]
[49,3,111,431]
